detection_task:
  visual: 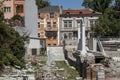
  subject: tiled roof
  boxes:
[60,9,102,16]
[38,6,60,13]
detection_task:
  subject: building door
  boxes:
[32,48,37,55]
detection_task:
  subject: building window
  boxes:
[38,33,40,37]
[90,20,94,26]
[47,22,51,29]
[64,21,67,28]
[69,21,72,27]
[77,20,81,27]
[32,49,37,55]
[4,0,11,1]
[53,31,57,39]
[38,13,40,18]
[53,44,56,46]
[48,44,51,46]
[38,22,40,28]
[46,32,52,39]
[73,31,78,39]
[90,20,97,27]
[68,33,72,39]
[64,20,72,28]
[64,33,67,39]
[16,5,23,13]
[53,22,56,28]
[50,13,54,18]
[4,7,11,13]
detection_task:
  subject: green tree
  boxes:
[0,0,27,71]
[82,0,120,37]
[82,0,112,14]
[114,0,120,11]
[91,14,112,37]
[0,11,4,21]
[0,0,4,21]
[10,14,24,27]
[0,0,4,12]
[113,0,120,19]
[10,33,28,62]
[36,0,50,9]
[0,21,27,71]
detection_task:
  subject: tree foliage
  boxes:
[36,0,50,9]
[0,1,28,71]
[0,0,4,12]
[82,0,112,14]
[10,14,24,27]
[82,0,120,37]
[0,11,4,21]
[0,21,27,70]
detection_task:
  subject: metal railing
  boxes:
[60,27,78,31]
[60,26,91,31]
[45,27,58,31]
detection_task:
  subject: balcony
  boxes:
[45,27,58,31]
[15,0,24,1]
[14,0,24,4]
[60,27,78,31]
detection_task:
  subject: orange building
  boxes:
[3,0,24,19]
[38,6,62,47]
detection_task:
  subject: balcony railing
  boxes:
[14,0,24,4]
[60,27,78,31]
[45,27,58,31]
[15,0,24,1]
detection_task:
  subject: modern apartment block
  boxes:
[60,9,101,50]
[38,6,62,47]
[3,0,24,19]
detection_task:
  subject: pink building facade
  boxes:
[3,0,24,19]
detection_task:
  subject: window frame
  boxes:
[64,20,72,28]
[50,13,54,18]
[47,22,51,29]
[4,7,11,13]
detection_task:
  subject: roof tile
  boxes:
[61,9,102,16]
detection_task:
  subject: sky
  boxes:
[49,0,84,9]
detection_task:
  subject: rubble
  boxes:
[108,59,120,76]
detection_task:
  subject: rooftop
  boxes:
[38,6,61,13]
[61,8,102,16]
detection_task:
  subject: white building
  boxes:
[25,0,41,56]
[60,9,101,51]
